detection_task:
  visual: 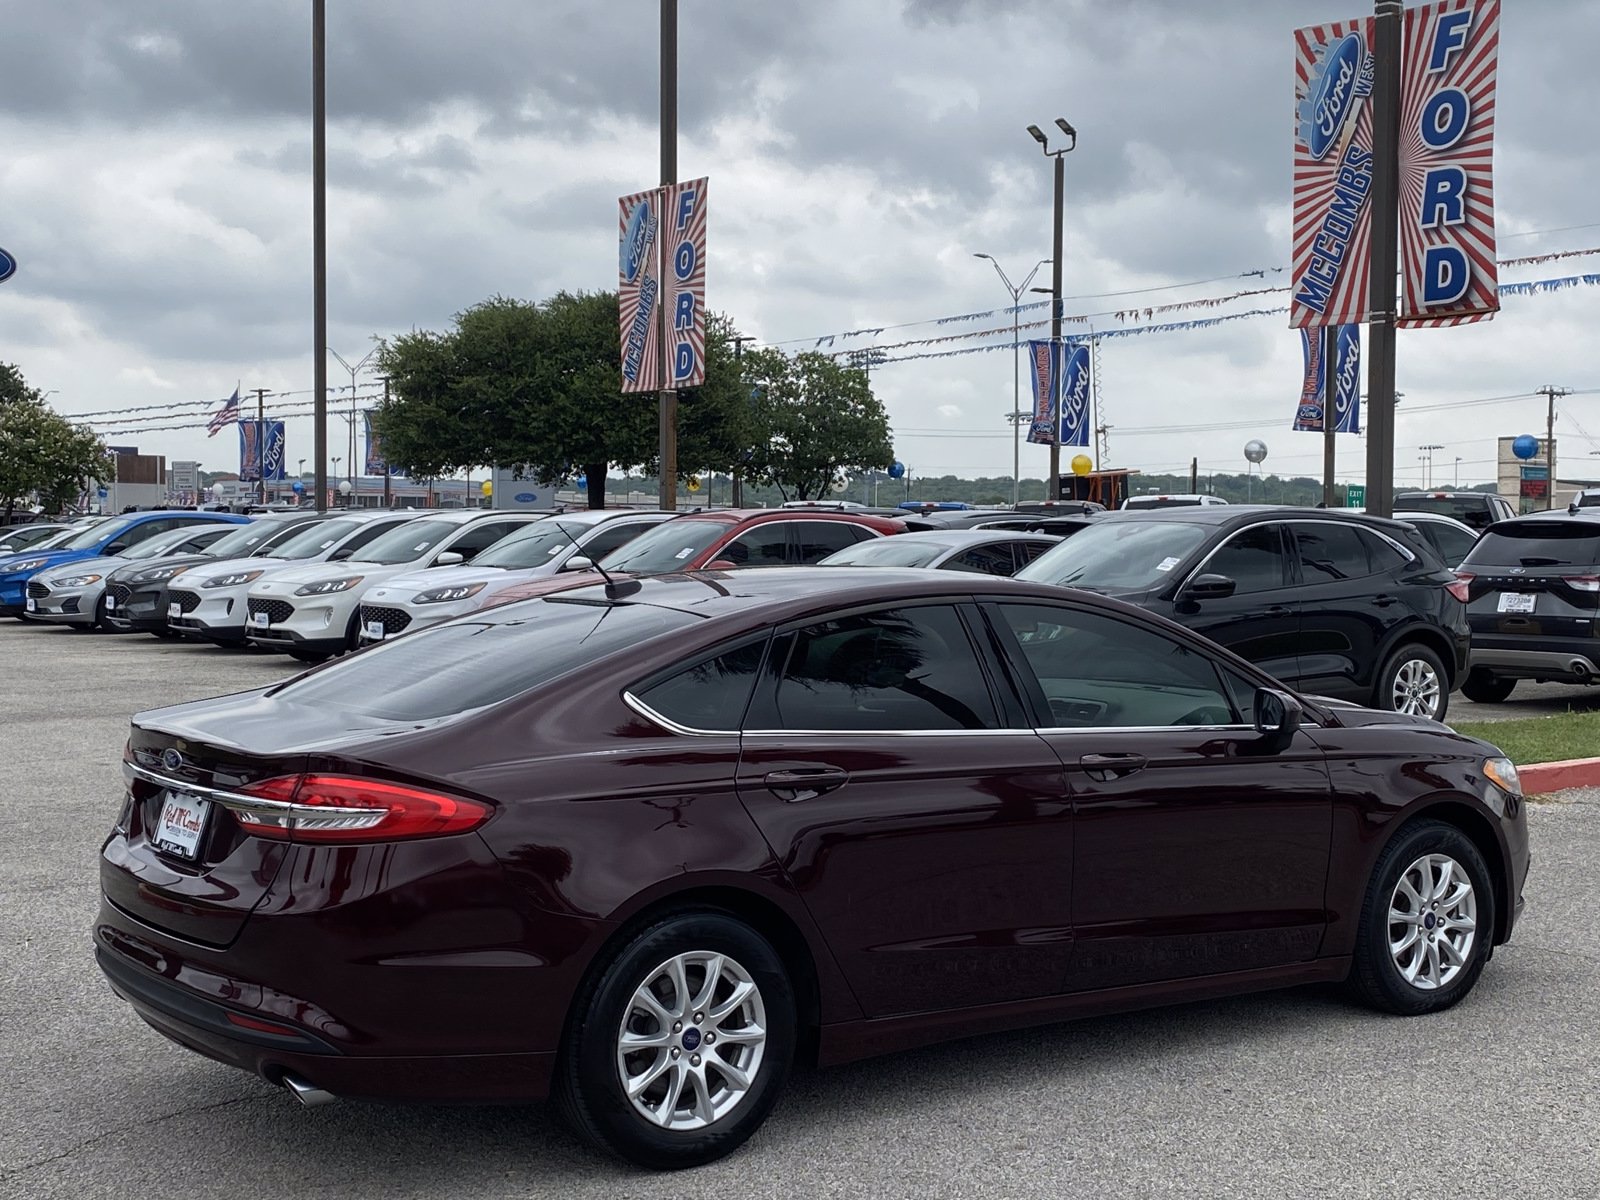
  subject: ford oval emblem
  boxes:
[514,492,536,503]
[0,246,15,284]
[620,198,654,284]
[161,748,184,772]
[1298,32,1371,161]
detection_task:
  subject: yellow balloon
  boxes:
[1070,454,1093,476]
[687,476,703,493]
[480,480,493,496]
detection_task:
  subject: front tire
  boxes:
[556,912,796,1170]
[1349,819,1495,1015]
[1461,668,1516,705]
[1376,642,1450,721]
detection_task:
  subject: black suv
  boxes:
[1395,490,1517,532]
[1017,506,1469,719]
[1456,513,1600,702]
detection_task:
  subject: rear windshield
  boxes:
[600,519,729,574]
[1124,497,1203,509]
[270,598,698,720]
[1396,495,1488,520]
[1465,523,1600,568]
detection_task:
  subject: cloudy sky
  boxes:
[3,0,1598,490]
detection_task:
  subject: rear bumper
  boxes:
[1470,641,1600,683]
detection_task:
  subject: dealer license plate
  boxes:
[252,611,270,628]
[105,595,117,611]
[167,602,180,620]
[1497,592,1536,614]
[154,791,210,860]
[364,620,385,641]
[25,597,35,612]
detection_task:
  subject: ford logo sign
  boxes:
[0,246,15,284]
[620,198,654,284]
[514,492,536,503]
[1298,32,1370,161]
[161,748,184,772]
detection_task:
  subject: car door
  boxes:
[733,601,1073,1017]
[982,599,1333,992]
[1171,522,1303,684]
[1289,521,1400,700]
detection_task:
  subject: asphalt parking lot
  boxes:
[2,620,1598,1199]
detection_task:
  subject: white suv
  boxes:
[1121,494,1229,510]
[244,510,546,661]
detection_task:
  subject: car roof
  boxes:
[880,529,1058,546]
[551,508,676,526]
[1095,504,1420,533]
[677,508,905,531]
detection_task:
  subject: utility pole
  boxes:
[1363,0,1404,519]
[731,333,754,507]
[1027,119,1076,500]
[311,0,328,513]
[1419,444,1443,490]
[1322,326,1338,508]
[1539,385,1571,510]
[254,388,268,505]
[657,0,678,513]
[381,376,392,508]
[1189,457,1198,493]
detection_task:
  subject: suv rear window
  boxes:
[1396,495,1493,525]
[269,598,697,720]
[1464,522,1600,568]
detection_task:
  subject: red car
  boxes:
[97,568,1528,1169]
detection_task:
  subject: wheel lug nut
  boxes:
[705,1033,715,1044]
[673,1021,682,1032]
[691,1054,701,1066]
[694,1012,704,1024]
[671,1047,681,1059]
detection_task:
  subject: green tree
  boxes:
[741,350,893,500]
[0,363,114,519]
[675,313,765,500]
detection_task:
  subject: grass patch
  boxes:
[1453,712,1600,766]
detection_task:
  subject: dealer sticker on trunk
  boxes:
[154,791,210,860]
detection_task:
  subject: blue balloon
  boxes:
[574,475,588,489]
[888,461,906,479]
[1512,434,1540,461]
[291,480,305,493]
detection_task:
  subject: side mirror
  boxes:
[1183,573,1237,600]
[105,542,128,555]
[1253,687,1303,753]
[434,551,464,567]
[561,555,594,572]
[328,547,353,561]
[707,559,738,571]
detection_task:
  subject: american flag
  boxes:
[207,387,241,437]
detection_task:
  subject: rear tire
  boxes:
[1348,819,1495,1015]
[1375,642,1449,721]
[1462,668,1516,705]
[556,911,796,1170]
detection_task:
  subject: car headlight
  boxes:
[10,558,48,572]
[1483,756,1522,798]
[204,570,264,588]
[132,565,189,584]
[50,573,102,588]
[412,582,487,604]
[294,576,364,597]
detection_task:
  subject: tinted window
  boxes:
[791,521,869,563]
[1359,529,1413,573]
[580,520,657,563]
[445,520,527,560]
[722,528,790,568]
[337,516,416,555]
[121,526,214,560]
[1293,523,1374,582]
[996,603,1236,728]
[600,519,729,573]
[1013,540,1055,565]
[948,543,1017,576]
[349,518,461,565]
[1124,497,1204,509]
[63,517,141,550]
[1017,520,1210,592]
[272,598,697,720]
[1423,523,1477,567]
[635,639,768,731]
[771,606,998,731]
[113,520,171,549]
[1396,495,1491,524]
[1465,522,1600,568]
[1203,525,1287,593]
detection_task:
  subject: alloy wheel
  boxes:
[1390,658,1442,717]
[615,951,767,1131]
[1388,852,1477,991]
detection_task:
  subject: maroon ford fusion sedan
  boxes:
[96,568,1531,1169]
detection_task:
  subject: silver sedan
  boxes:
[27,524,241,630]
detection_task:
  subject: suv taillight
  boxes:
[1446,573,1473,603]
[1563,575,1600,593]
[233,774,492,842]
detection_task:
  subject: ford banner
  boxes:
[1024,340,1057,446]
[1058,344,1092,449]
[666,178,708,388]
[618,187,663,393]
[1333,324,1362,433]
[1293,328,1327,432]
[239,420,287,482]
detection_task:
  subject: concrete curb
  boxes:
[1520,757,1600,795]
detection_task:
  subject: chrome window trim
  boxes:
[622,690,740,737]
[1177,515,1417,594]
[123,761,370,820]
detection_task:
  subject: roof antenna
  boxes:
[549,512,641,600]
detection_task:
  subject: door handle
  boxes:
[764,768,849,802]
[1371,594,1399,608]
[1261,605,1293,618]
[1079,752,1148,781]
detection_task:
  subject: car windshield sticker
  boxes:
[675,547,694,559]
[1155,556,1182,572]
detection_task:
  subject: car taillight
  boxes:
[1563,575,1600,593]
[233,774,491,843]
[1445,573,1473,603]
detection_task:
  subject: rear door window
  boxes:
[722,527,791,568]
[580,521,656,562]
[790,521,870,563]
[444,520,528,561]
[1292,523,1374,582]
[634,638,769,731]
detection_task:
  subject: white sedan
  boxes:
[244,509,546,660]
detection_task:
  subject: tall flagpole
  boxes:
[311,0,329,513]
[1363,0,1404,519]
[656,0,678,512]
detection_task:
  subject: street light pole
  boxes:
[330,346,379,508]
[311,0,328,514]
[1028,119,1077,500]
[973,253,1047,507]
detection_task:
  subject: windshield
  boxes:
[61,517,139,551]
[202,519,292,558]
[820,539,949,568]
[599,519,728,574]
[271,598,697,720]
[1017,520,1211,591]
[120,525,219,560]
[266,518,366,560]
[347,518,461,565]
[473,521,580,569]
[1465,523,1600,568]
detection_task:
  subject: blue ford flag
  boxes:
[1294,328,1325,431]
[1024,340,1057,445]
[1058,344,1092,448]
[1333,324,1361,433]
[0,246,15,284]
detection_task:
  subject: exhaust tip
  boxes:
[282,1073,338,1107]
